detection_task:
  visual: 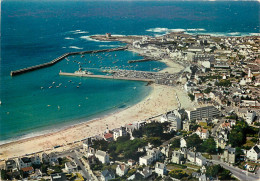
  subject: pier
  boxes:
[59,72,154,82]
[127,58,153,63]
[10,47,127,76]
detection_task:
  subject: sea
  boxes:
[0,1,259,144]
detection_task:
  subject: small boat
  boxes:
[0,100,2,105]
[77,86,80,88]
[40,87,44,89]
[49,86,52,88]
[79,82,82,85]
[52,82,55,84]
[58,105,60,109]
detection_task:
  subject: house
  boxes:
[196,155,207,166]
[183,121,190,131]
[245,111,256,125]
[5,159,18,171]
[172,150,184,164]
[196,127,209,140]
[104,132,114,142]
[147,148,161,161]
[139,167,152,179]
[127,159,136,166]
[180,138,187,148]
[21,167,34,174]
[161,145,170,158]
[17,157,32,169]
[30,154,41,165]
[50,173,67,181]
[247,145,260,161]
[113,127,127,140]
[95,150,110,164]
[155,162,167,176]
[41,153,58,165]
[65,161,77,173]
[86,147,96,157]
[101,170,115,181]
[139,155,153,166]
[222,146,236,164]
[30,169,43,180]
[116,164,129,176]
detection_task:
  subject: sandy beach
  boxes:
[0,45,193,162]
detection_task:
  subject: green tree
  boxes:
[169,169,188,179]
[143,122,163,137]
[206,165,233,180]
[200,137,217,154]
[186,134,202,149]
[171,138,181,149]
[188,93,195,101]
[1,169,7,180]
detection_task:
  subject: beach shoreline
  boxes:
[0,82,193,161]
[0,37,189,162]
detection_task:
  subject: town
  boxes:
[1,32,260,181]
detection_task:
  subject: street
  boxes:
[211,160,260,181]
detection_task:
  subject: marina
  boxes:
[10,47,127,76]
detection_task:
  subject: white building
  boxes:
[246,111,256,125]
[155,162,167,176]
[247,145,260,161]
[180,138,187,148]
[196,127,209,140]
[139,155,153,166]
[113,127,127,140]
[65,161,77,173]
[95,150,110,164]
[167,110,182,131]
[116,164,129,177]
[186,106,220,121]
[17,157,32,169]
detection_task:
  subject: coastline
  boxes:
[0,82,193,161]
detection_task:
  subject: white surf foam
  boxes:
[65,37,74,40]
[69,46,83,50]
[80,35,112,42]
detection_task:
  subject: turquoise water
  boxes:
[1,1,259,143]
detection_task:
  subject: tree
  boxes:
[200,138,217,154]
[171,138,181,149]
[169,169,188,179]
[1,169,7,180]
[132,129,143,138]
[188,93,195,101]
[206,164,233,180]
[186,134,202,149]
[143,122,163,137]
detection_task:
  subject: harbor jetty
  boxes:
[60,69,179,86]
[127,57,153,63]
[59,72,154,82]
[10,47,127,76]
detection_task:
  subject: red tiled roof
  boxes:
[21,167,33,172]
[104,133,113,139]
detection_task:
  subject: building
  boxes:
[95,150,110,164]
[138,167,152,179]
[167,110,182,131]
[171,151,184,164]
[5,159,18,171]
[139,155,154,166]
[65,161,77,173]
[222,146,236,164]
[116,164,129,177]
[180,138,187,148]
[127,159,136,166]
[155,162,167,176]
[245,111,256,125]
[101,170,115,181]
[196,127,209,140]
[113,127,127,140]
[17,157,32,169]
[21,167,34,174]
[247,145,260,161]
[186,106,220,121]
[104,132,114,142]
[50,173,67,181]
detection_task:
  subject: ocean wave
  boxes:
[70,30,89,34]
[65,37,74,40]
[250,33,260,36]
[228,32,240,36]
[80,35,112,42]
[146,27,205,33]
[69,46,83,50]
[99,45,120,48]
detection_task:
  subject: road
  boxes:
[211,160,260,181]
[57,150,92,180]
